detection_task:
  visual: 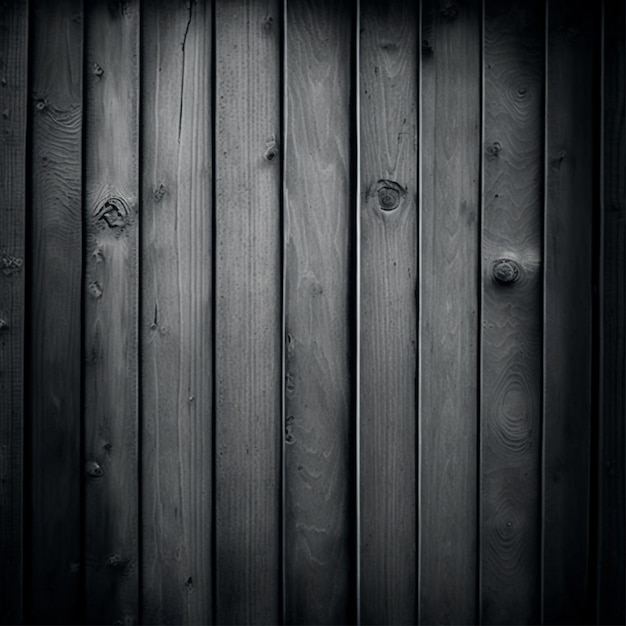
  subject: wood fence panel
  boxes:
[83,1,139,623]
[141,2,213,624]
[543,1,596,623]
[284,0,355,623]
[214,1,282,623]
[480,1,543,623]
[598,1,625,623]
[0,1,28,624]
[29,0,83,622]
[419,0,481,623]
[358,0,418,623]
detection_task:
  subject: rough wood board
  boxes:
[419,0,481,623]
[480,0,543,623]
[359,0,418,623]
[284,0,354,623]
[83,1,139,623]
[0,2,28,624]
[597,1,625,623]
[214,1,282,623]
[29,0,83,622]
[141,1,213,623]
[543,1,596,622]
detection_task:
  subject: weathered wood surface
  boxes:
[284,0,354,623]
[419,0,481,623]
[543,1,596,623]
[359,0,418,623]
[29,0,83,622]
[0,1,28,624]
[480,1,543,623]
[597,1,625,623]
[215,1,282,623]
[141,1,213,624]
[83,1,140,623]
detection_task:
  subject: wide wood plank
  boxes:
[214,1,282,623]
[284,0,355,622]
[28,0,83,622]
[0,1,28,624]
[480,1,543,623]
[543,1,597,622]
[141,2,213,623]
[419,0,481,623]
[597,1,625,623]
[83,1,140,623]
[359,1,418,623]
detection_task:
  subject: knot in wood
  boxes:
[93,63,104,77]
[96,196,131,233]
[375,179,405,211]
[85,460,103,477]
[487,141,502,158]
[263,136,279,162]
[440,3,459,19]
[493,259,520,284]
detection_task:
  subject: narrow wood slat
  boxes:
[284,0,355,622]
[29,0,83,622]
[0,1,28,624]
[543,1,597,622]
[84,1,139,623]
[141,1,213,623]
[480,1,543,623]
[597,1,625,623]
[359,0,418,623]
[419,0,481,623]
[214,1,282,623]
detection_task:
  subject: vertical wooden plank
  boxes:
[543,1,597,622]
[419,0,481,623]
[480,1,543,623]
[359,1,417,623]
[84,1,139,623]
[214,1,281,623]
[284,0,354,623]
[141,1,213,623]
[0,1,27,624]
[29,0,83,622]
[597,1,625,623]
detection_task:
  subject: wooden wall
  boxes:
[0,0,623,624]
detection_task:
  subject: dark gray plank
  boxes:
[359,0,418,623]
[543,1,597,622]
[83,1,139,623]
[214,1,282,623]
[284,0,354,622]
[141,1,213,623]
[597,1,625,623]
[480,0,543,623]
[29,0,83,622]
[0,1,28,624]
[419,0,481,623]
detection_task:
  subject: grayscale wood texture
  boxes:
[359,0,418,623]
[215,1,282,623]
[480,0,543,623]
[284,1,354,623]
[543,1,596,623]
[29,0,83,622]
[419,0,481,623]
[141,1,213,623]
[83,1,140,623]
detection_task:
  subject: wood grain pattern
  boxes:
[597,1,625,623]
[214,1,282,623]
[419,1,481,623]
[0,1,28,624]
[29,0,83,622]
[141,2,213,623]
[359,1,418,623]
[83,1,139,623]
[284,0,354,622]
[543,1,597,623]
[480,1,543,623]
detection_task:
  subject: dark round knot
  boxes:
[493,259,520,284]
[375,180,405,211]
